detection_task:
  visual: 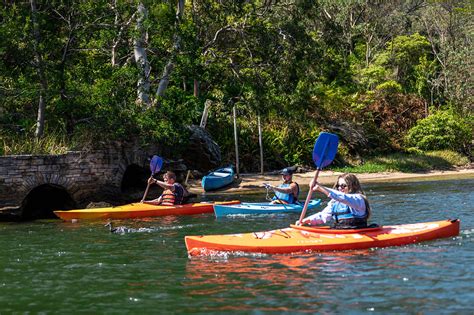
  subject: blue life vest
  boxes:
[272,182,299,204]
[331,202,367,228]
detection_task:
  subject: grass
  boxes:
[1,134,72,155]
[331,150,470,173]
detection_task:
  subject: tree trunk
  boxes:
[30,0,48,139]
[156,60,174,98]
[134,2,151,106]
[193,79,199,97]
[155,0,185,99]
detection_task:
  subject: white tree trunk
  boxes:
[156,60,174,97]
[30,0,48,139]
[134,2,151,106]
[155,0,185,99]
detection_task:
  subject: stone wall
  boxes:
[0,142,152,218]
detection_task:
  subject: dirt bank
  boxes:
[186,167,474,195]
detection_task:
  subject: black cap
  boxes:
[280,168,293,175]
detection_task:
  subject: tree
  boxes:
[134,2,151,106]
[30,0,48,139]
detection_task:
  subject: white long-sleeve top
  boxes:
[304,188,367,225]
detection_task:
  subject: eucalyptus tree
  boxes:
[30,0,48,139]
[134,2,151,106]
[418,0,473,113]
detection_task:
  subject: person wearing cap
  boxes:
[266,168,300,204]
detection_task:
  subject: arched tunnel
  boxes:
[21,184,77,220]
[121,163,155,198]
[15,164,150,221]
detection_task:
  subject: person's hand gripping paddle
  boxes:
[297,132,339,225]
[140,155,163,203]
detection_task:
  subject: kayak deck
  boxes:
[214,199,321,217]
[185,219,460,256]
[54,200,240,220]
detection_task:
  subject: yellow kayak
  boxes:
[54,200,241,221]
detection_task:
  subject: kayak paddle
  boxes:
[263,183,289,209]
[141,155,164,202]
[297,132,339,225]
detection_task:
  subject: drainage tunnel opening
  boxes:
[21,184,77,220]
[121,164,150,193]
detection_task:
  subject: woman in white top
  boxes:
[297,173,371,229]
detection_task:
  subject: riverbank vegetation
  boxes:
[1,1,472,172]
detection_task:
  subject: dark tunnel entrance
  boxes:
[121,164,150,194]
[21,184,77,220]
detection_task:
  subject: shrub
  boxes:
[405,109,472,152]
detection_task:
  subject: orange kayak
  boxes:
[185,219,460,256]
[54,200,240,221]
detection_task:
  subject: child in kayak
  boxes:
[297,173,371,229]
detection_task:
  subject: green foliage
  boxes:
[405,110,472,152]
[375,81,403,94]
[371,33,433,93]
[0,1,471,173]
[332,150,469,173]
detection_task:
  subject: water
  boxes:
[1,178,473,314]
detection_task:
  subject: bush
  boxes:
[405,109,472,152]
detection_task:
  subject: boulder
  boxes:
[183,125,221,171]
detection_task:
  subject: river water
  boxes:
[1,177,473,314]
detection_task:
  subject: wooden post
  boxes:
[193,79,199,97]
[258,115,264,174]
[185,170,191,185]
[200,100,211,128]
[233,105,240,178]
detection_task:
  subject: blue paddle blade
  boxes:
[150,155,163,175]
[312,132,339,169]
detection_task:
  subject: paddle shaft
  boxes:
[141,179,152,202]
[268,185,289,210]
[141,155,163,202]
[297,169,320,225]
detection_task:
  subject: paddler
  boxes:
[265,167,300,204]
[297,173,371,229]
[142,171,185,205]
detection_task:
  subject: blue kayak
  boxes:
[214,199,321,218]
[201,166,235,191]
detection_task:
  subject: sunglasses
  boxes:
[337,183,348,189]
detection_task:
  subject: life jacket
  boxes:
[272,182,299,204]
[331,202,368,229]
[160,183,184,205]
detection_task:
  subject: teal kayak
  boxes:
[202,166,235,191]
[214,199,321,218]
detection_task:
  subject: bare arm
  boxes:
[148,177,174,190]
[271,183,296,194]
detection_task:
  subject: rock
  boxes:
[183,125,221,171]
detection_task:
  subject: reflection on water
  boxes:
[0,178,473,313]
